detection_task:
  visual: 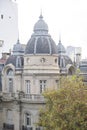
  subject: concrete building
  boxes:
[66,46,82,66]
[0,0,18,55]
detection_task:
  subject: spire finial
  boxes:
[17,29,20,44]
[59,33,61,43]
[17,39,20,44]
[39,9,43,19]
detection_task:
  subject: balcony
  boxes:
[23,94,44,101]
[0,92,45,102]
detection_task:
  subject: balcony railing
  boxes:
[0,92,45,102]
[23,94,44,101]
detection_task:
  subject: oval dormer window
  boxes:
[40,58,46,63]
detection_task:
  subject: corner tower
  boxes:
[24,14,59,94]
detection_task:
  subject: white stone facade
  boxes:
[0,53,59,130]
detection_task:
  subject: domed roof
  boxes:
[58,40,72,67]
[5,55,24,68]
[25,15,57,55]
[57,40,66,54]
[58,54,72,67]
[13,39,24,54]
[34,14,48,33]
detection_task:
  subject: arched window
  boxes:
[25,113,31,127]
[16,56,22,68]
[6,110,13,124]
[7,68,13,76]
[60,57,65,68]
[7,68,13,93]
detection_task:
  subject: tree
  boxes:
[38,76,87,130]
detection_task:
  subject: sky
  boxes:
[17,0,87,58]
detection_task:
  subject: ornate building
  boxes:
[0,14,75,130]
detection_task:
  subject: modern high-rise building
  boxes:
[0,0,18,55]
[66,46,82,66]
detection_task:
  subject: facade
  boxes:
[0,6,77,129]
[0,0,18,55]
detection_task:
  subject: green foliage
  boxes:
[38,76,87,130]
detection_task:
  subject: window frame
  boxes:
[7,68,14,93]
[25,80,31,94]
[25,113,31,127]
[40,80,46,93]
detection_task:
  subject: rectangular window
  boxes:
[55,80,58,83]
[9,78,13,93]
[27,117,29,125]
[6,110,13,124]
[25,113,31,126]
[25,80,31,94]
[40,80,46,93]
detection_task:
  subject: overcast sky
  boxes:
[17,0,87,58]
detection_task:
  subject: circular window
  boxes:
[40,58,46,63]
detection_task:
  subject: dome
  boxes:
[57,40,66,54]
[34,14,48,34]
[25,15,57,55]
[25,36,57,54]
[13,39,24,54]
